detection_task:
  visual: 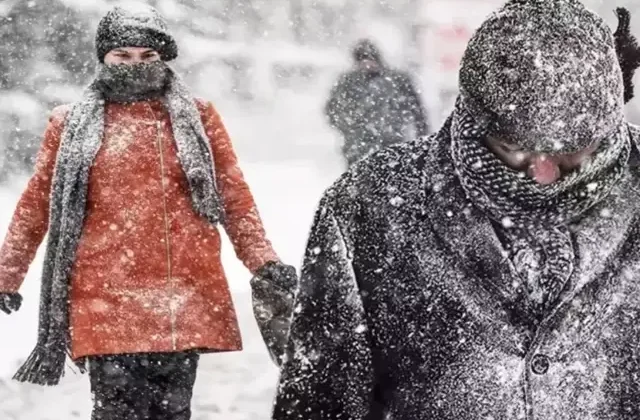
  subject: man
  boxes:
[324,39,429,167]
[0,3,295,419]
[274,2,640,419]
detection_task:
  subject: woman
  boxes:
[0,4,296,419]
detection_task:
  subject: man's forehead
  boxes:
[111,47,157,53]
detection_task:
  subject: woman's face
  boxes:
[104,47,161,65]
[485,136,600,185]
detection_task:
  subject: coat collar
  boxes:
[416,118,532,354]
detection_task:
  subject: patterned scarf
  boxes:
[450,98,631,316]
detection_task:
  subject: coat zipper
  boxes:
[153,116,178,351]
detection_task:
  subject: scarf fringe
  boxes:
[13,345,66,386]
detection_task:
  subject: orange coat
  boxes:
[0,99,279,359]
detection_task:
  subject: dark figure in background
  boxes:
[0,0,93,179]
[324,39,429,167]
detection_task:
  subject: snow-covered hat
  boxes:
[96,3,178,63]
[458,0,624,154]
[352,39,383,63]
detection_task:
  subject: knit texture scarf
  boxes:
[450,98,631,316]
[13,66,225,386]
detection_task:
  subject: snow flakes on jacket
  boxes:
[273,119,640,420]
[0,99,278,363]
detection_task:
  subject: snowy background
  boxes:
[0,0,639,418]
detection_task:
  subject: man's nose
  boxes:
[527,154,562,185]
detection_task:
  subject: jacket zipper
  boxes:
[153,116,178,351]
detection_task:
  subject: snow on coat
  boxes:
[0,99,278,359]
[272,118,640,420]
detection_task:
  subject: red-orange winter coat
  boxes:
[0,99,279,359]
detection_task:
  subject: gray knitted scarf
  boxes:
[450,98,631,316]
[13,65,225,386]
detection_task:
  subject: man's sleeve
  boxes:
[324,75,350,131]
[400,73,430,137]
[272,195,375,419]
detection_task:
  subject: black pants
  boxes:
[89,352,199,420]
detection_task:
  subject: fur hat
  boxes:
[458,0,629,154]
[95,3,178,63]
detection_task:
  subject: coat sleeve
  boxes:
[199,100,279,274]
[272,195,375,419]
[324,75,351,132]
[399,73,430,137]
[0,106,66,293]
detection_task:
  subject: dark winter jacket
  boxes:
[272,117,640,420]
[324,67,429,165]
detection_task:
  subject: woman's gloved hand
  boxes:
[0,292,22,314]
[250,261,297,366]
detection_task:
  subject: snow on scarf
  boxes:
[13,68,224,386]
[450,98,631,316]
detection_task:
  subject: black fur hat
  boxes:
[459,0,627,154]
[96,3,178,63]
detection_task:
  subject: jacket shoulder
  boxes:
[332,71,358,89]
[325,136,437,218]
[390,70,419,89]
[325,115,453,223]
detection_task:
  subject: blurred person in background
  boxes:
[0,0,94,180]
[273,2,640,419]
[324,38,430,167]
[0,3,296,419]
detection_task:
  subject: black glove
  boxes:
[0,292,22,314]
[250,261,297,366]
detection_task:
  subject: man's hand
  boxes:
[250,261,298,366]
[0,293,22,314]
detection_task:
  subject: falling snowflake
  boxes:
[501,217,514,228]
[354,324,367,334]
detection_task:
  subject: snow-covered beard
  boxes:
[95,61,170,103]
[450,96,631,317]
